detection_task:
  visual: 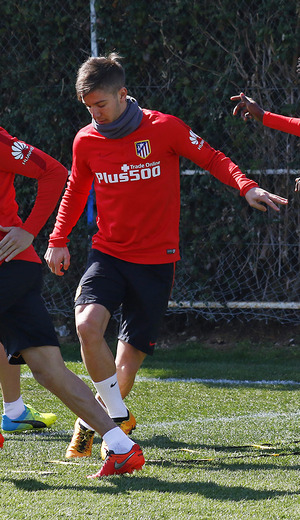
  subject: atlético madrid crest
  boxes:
[135,140,151,159]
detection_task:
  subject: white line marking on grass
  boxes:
[137,411,300,429]
[136,376,300,386]
[20,372,300,386]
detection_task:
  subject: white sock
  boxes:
[102,426,134,454]
[3,396,25,419]
[79,394,108,431]
[93,374,128,419]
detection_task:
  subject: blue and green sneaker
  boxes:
[1,404,57,433]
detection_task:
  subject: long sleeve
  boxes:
[48,178,92,247]
[22,159,68,237]
[169,117,258,196]
[263,111,300,137]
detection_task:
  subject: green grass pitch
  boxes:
[1,340,299,519]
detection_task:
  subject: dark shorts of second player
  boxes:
[0,260,60,365]
[74,249,176,355]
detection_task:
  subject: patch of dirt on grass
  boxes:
[158,315,300,353]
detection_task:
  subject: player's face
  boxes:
[82,87,127,124]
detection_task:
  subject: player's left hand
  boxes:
[0,226,34,262]
[245,187,288,212]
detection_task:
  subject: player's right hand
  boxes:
[44,246,70,276]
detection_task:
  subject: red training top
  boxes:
[49,110,258,264]
[263,111,300,137]
[0,127,68,264]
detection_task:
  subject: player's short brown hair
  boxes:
[76,53,125,100]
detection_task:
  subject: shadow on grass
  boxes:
[2,475,300,502]
[140,433,300,452]
[147,457,300,472]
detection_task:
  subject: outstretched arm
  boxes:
[231,92,300,137]
[231,92,300,192]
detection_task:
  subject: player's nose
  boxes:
[90,106,101,119]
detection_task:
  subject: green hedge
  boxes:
[1,0,300,320]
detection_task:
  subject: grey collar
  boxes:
[92,96,143,139]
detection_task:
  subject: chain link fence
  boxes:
[1,0,300,328]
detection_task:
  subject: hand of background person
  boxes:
[0,226,34,262]
[230,93,265,122]
[245,187,288,212]
[44,246,70,276]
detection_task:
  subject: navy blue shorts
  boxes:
[0,261,60,365]
[74,250,175,355]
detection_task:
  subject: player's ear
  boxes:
[119,87,127,101]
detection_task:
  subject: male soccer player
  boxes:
[0,126,144,477]
[45,52,288,459]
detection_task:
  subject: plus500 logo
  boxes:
[95,165,161,184]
